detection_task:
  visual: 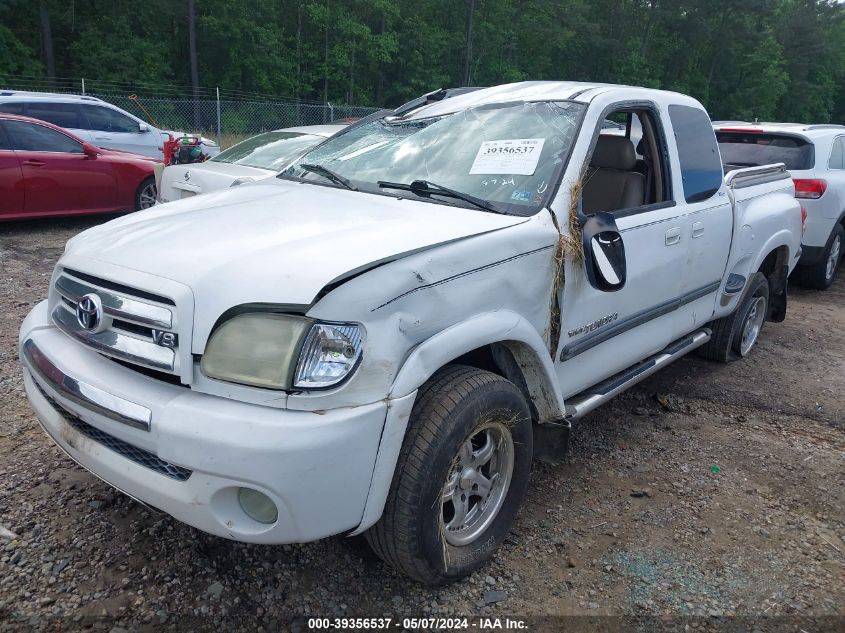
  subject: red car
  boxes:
[0,113,158,221]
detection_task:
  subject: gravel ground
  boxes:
[1,215,843,632]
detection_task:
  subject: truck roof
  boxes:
[402,80,702,120]
[713,122,845,141]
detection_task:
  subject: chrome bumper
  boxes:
[22,338,152,431]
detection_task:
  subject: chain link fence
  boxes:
[1,77,379,146]
[102,94,378,137]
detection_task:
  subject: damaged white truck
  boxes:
[20,82,802,584]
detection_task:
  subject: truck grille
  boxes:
[52,268,182,377]
[35,382,192,481]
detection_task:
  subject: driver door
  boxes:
[555,108,687,398]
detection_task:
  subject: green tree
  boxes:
[1,0,843,122]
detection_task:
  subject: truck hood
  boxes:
[65,178,528,313]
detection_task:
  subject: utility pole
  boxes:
[463,0,476,86]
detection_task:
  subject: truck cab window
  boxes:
[582,108,668,215]
[668,104,723,202]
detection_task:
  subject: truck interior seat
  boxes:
[582,135,645,213]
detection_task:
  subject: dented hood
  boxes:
[65,179,528,309]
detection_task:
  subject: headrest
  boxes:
[591,135,637,170]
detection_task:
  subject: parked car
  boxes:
[19,81,801,584]
[158,124,346,202]
[0,91,219,161]
[715,123,845,288]
[0,113,158,220]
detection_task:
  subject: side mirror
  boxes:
[139,123,150,133]
[82,142,99,160]
[581,211,627,291]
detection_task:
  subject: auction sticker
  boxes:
[470,138,545,175]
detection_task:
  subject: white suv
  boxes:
[0,91,219,161]
[716,123,845,288]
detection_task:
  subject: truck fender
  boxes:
[389,309,564,417]
[749,231,795,276]
[720,232,795,317]
[351,311,564,536]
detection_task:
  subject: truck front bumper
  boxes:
[19,301,404,544]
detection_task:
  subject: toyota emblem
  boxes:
[76,293,103,331]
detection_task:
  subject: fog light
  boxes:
[237,487,278,524]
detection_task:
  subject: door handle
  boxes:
[22,159,45,167]
[665,227,682,246]
[692,221,705,238]
[94,136,111,140]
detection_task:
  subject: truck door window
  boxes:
[582,108,668,215]
[668,104,723,202]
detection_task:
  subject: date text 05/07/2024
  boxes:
[307,617,528,630]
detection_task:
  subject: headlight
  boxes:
[200,313,362,390]
[201,314,310,389]
[293,323,362,389]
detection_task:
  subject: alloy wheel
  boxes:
[826,234,841,282]
[440,421,514,546]
[138,182,157,209]
[740,295,766,356]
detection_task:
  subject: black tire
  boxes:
[698,272,770,363]
[797,223,843,290]
[365,365,532,585]
[135,177,157,211]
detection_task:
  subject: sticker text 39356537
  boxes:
[469,138,546,175]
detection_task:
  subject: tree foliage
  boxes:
[1,0,843,122]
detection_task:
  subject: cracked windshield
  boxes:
[281,101,584,215]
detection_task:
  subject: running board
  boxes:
[564,329,711,420]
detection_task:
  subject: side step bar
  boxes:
[564,329,711,420]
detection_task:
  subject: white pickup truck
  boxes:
[19,81,802,585]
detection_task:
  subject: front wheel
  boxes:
[135,177,157,210]
[365,365,532,585]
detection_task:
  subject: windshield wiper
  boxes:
[378,179,506,214]
[299,163,357,191]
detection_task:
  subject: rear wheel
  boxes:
[798,224,843,290]
[135,177,157,210]
[365,365,532,585]
[698,272,769,363]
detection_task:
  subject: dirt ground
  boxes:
[1,215,843,632]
